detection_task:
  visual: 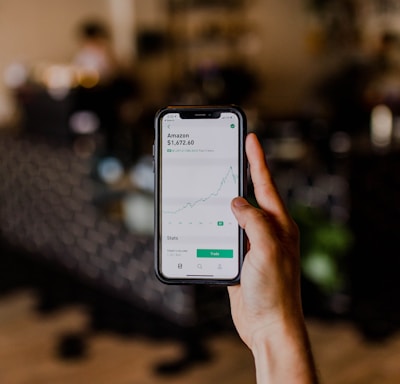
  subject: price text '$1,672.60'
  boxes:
[167,139,195,146]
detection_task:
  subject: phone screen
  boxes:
[155,107,246,284]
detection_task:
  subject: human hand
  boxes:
[228,133,317,383]
[229,132,302,346]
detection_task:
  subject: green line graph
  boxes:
[163,166,238,214]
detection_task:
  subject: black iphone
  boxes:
[154,106,247,284]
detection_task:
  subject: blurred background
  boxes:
[1,0,400,383]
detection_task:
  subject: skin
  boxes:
[229,133,319,383]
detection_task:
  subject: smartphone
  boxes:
[154,106,247,284]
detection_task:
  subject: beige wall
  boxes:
[247,0,321,114]
[0,0,363,125]
[132,0,321,113]
[0,0,111,124]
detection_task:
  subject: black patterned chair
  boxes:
[0,132,226,371]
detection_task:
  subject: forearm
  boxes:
[250,320,319,384]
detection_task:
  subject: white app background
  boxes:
[161,112,240,279]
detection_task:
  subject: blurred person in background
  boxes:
[73,20,117,84]
[71,19,138,156]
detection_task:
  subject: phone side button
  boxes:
[152,144,155,173]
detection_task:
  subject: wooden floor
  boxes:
[0,291,399,384]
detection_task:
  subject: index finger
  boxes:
[246,133,289,221]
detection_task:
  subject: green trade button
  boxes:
[197,249,233,258]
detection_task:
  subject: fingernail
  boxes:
[232,197,249,207]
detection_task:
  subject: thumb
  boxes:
[231,197,274,247]
[231,197,253,228]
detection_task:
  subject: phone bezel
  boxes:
[154,105,247,285]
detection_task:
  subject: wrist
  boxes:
[250,317,318,383]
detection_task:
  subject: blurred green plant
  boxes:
[291,204,352,294]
